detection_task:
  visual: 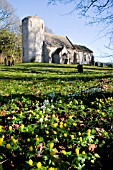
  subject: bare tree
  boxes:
[0,0,20,32]
[0,0,21,61]
[48,0,113,50]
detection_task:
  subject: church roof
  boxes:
[44,32,74,49]
[44,33,93,53]
[74,44,93,53]
[22,16,42,21]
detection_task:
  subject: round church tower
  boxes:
[22,16,44,62]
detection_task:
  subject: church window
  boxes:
[30,20,32,27]
[84,55,86,61]
[42,23,43,30]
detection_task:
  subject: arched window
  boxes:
[42,23,43,30]
[30,20,32,27]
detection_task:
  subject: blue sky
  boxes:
[8,0,113,62]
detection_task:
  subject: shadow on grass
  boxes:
[1,63,113,71]
[0,73,113,82]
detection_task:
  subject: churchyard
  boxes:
[0,63,113,169]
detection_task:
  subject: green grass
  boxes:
[0,63,113,170]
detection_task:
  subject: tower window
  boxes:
[42,23,43,29]
[30,21,32,27]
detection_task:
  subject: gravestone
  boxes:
[77,64,83,73]
[4,57,7,66]
[100,63,103,67]
[91,55,95,65]
[8,60,11,66]
[95,62,98,66]
[12,59,15,66]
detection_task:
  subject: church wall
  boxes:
[22,16,44,62]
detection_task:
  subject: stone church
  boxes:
[22,16,94,64]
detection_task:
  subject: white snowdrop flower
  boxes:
[46,108,51,112]
[39,118,43,122]
[44,117,48,121]
[88,136,94,142]
[43,100,48,105]
[51,104,54,108]
[44,124,47,127]
[41,105,46,109]
[36,103,39,108]
[55,138,58,142]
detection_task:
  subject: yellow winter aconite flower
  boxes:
[98,103,101,108]
[79,137,82,142]
[78,132,81,136]
[101,112,105,116]
[59,100,62,103]
[59,124,63,128]
[12,139,18,144]
[0,138,3,146]
[69,101,72,105]
[9,126,12,131]
[87,129,91,136]
[20,124,24,129]
[82,151,86,154]
[69,115,73,119]
[46,130,49,134]
[37,162,42,168]
[70,135,74,140]
[39,111,43,115]
[35,137,40,142]
[75,148,79,155]
[75,100,78,104]
[50,143,54,149]
[52,114,55,118]
[0,125,2,132]
[6,143,11,149]
[27,138,30,142]
[73,122,77,126]
[29,146,33,151]
[53,131,57,134]
[97,109,100,113]
[61,150,67,155]
[52,123,58,128]
[28,159,33,166]
[32,131,34,135]
[64,133,67,137]
[50,149,56,156]
[36,114,39,118]
[13,116,16,120]
[11,136,14,140]
[55,117,59,122]
[64,123,67,127]
[49,167,55,170]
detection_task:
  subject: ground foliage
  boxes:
[0,63,113,170]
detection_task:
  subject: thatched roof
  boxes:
[44,32,93,53]
[44,32,74,49]
[74,44,93,53]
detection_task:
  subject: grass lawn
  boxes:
[0,63,113,170]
